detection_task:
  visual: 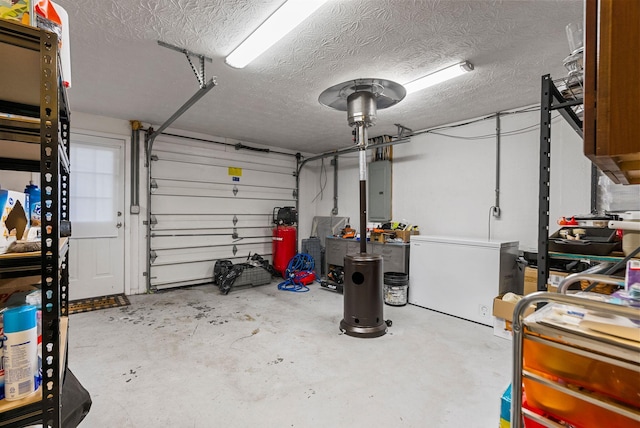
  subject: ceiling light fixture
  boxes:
[403,61,474,94]
[225,0,328,69]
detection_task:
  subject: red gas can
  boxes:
[272,226,296,277]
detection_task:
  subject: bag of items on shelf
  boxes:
[213,254,273,295]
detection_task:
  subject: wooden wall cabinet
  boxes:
[583,0,640,185]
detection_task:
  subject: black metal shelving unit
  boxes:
[0,19,70,428]
[537,74,585,292]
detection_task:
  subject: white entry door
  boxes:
[68,133,125,300]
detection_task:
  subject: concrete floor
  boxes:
[68,282,513,427]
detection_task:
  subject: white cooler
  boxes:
[408,236,519,326]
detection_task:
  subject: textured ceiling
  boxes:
[54,0,583,153]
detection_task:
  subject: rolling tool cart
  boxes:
[511,275,640,428]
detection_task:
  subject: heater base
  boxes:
[339,320,387,338]
[340,253,386,338]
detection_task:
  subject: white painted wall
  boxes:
[303,108,592,252]
[297,160,326,240]
[0,171,38,192]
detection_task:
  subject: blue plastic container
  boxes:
[3,305,38,400]
[24,182,41,226]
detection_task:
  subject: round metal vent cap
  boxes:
[319,78,406,112]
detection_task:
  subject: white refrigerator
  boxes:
[408,236,519,326]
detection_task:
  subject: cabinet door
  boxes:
[583,0,640,184]
[346,240,362,256]
[372,244,407,274]
[326,238,346,266]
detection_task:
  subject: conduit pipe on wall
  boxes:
[332,155,339,215]
[492,112,501,218]
[130,120,142,214]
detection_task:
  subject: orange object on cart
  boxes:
[557,216,578,226]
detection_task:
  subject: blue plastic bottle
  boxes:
[3,305,38,401]
[24,182,41,227]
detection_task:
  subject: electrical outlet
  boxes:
[479,304,489,317]
[491,206,501,218]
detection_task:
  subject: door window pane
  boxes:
[70,142,120,238]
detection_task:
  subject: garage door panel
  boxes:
[150,262,214,287]
[151,195,294,215]
[152,214,272,230]
[152,242,273,266]
[149,135,296,289]
[154,139,294,169]
[152,159,294,188]
[153,148,295,174]
[152,180,294,200]
[151,226,272,237]
[151,235,270,250]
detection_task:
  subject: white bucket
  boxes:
[614,211,640,257]
[383,272,408,306]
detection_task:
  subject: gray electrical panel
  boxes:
[368,160,392,221]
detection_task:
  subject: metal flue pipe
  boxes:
[347,90,376,253]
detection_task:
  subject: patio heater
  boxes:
[319,79,406,338]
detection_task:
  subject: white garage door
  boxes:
[149,135,297,289]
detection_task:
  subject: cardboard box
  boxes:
[492,293,536,340]
[524,266,537,293]
[394,230,419,243]
[547,271,569,292]
[493,294,536,322]
[369,232,387,243]
[524,266,569,294]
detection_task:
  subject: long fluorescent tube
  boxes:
[403,61,474,94]
[225,0,328,69]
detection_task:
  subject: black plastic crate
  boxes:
[233,264,272,287]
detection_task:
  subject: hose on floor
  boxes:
[277,253,315,292]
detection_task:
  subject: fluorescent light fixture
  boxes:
[225,0,328,69]
[403,61,474,94]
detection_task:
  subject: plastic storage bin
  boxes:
[523,337,640,407]
[523,369,638,428]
